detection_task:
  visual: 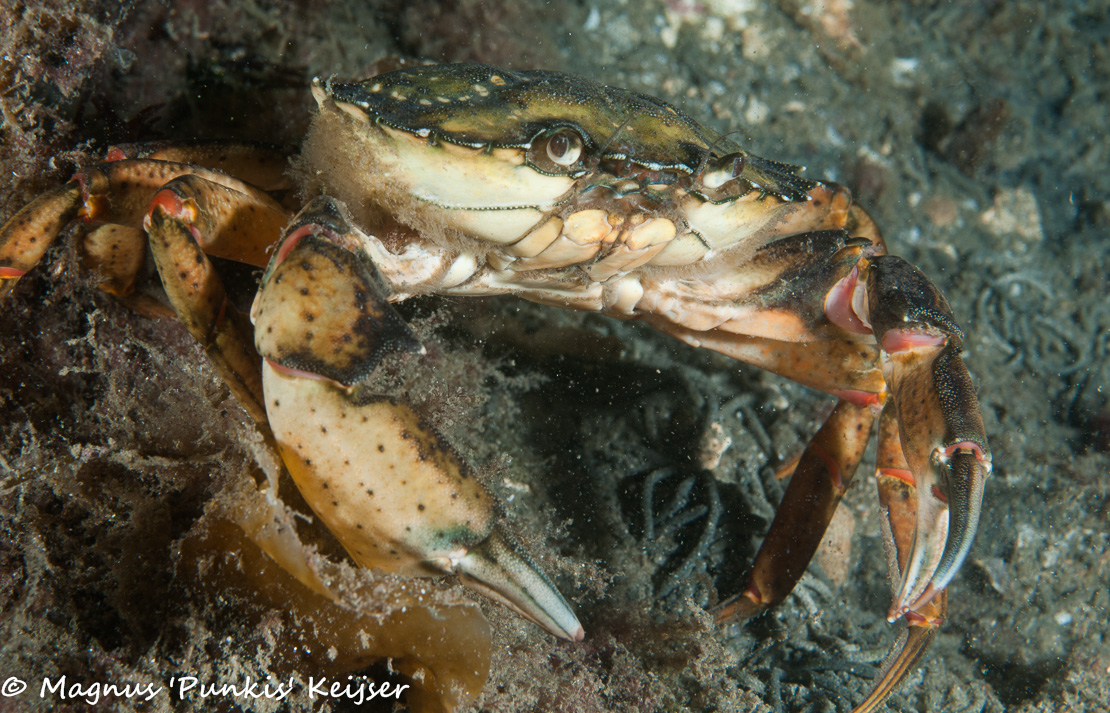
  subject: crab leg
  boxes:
[0,143,289,300]
[251,196,584,642]
[103,140,293,193]
[643,320,887,406]
[0,183,82,298]
[713,398,875,621]
[141,174,291,424]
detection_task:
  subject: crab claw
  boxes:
[859,255,992,620]
[252,196,583,642]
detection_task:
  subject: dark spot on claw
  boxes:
[417,504,425,511]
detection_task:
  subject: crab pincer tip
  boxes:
[890,441,989,620]
[456,528,584,642]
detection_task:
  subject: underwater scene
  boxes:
[0,1,1106,711]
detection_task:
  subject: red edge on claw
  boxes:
[148,189,188,221]
[834,388,884,410]
[265,357,330,382]
[146,190,205,245]
[939,440,989,464]
[105,146,128,162]
[877,467,914,486]
[0,266,27,278]
[880,328,947,354]
[825,265,872,334]
[274,225,319,265]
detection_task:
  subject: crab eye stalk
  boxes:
[528,127,585,174]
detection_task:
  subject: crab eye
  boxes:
[528,128,585,174]
[546,129,583,166]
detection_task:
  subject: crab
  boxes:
[0,61,991,712]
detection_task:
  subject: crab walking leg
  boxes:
[0,184,82,298]
[713,399,874,622]
[0,150,291,301]
[141,175,292,424]
[852,406,947,713]
[144,173,291,266]
[103,140,294,193]
[250,197,584,642]
[642,320,887,407]
[76,224,149,297]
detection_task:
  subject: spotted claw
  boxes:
[859,255,992,621]
[252,196,583,641]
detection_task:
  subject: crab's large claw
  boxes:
[250,196,584,642]
[841,255,992,618]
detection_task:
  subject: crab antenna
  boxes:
[695,129,747,179]
[598,111,638,161]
